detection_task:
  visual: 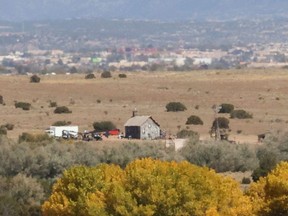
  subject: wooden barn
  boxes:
[124,115,161,140]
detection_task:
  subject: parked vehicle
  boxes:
[77,131,103,141]
[109,129,120,136]
[45,126,79,139]
[92,132,103,141]
[62,130,78,139]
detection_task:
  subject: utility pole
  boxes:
[212,104,222,141]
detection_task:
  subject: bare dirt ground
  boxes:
[1,69,288,143]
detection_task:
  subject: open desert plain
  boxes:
[1,69,288,143]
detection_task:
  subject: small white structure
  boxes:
[45,126,78,139]
[166,138,187,151]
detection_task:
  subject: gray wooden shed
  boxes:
[124,116,160,140]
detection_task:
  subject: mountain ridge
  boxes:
[0,0,287,21]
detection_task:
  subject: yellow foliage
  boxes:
[42,159,253,216]
[206,207,220,216]
[125,158,252,216]
[42,192,71,216]
[42,164,126,216]
[248,161,288,216]
[86,192,108,216]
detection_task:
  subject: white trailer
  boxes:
[46,126,79,139]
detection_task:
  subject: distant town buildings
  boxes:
[1,18,288,74]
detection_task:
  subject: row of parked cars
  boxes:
[45,126,123,141]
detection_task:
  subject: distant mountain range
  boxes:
[0,0,287,21]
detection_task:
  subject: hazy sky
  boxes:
[0,0,286,21]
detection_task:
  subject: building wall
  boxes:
[140,118,160,140]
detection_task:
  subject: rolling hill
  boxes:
[0,0,287,21]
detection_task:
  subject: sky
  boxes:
[0,0,286,21]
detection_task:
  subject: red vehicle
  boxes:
[109,129,120,136]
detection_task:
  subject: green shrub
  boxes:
[52,121,71,126]
[49,101,57,107]
[118,73,127,78]
[93,121,116,132]
[212,117,230,129]
[180,140,258,172]
[230,109,253,119]
[252,148,278,181]
[251,168,269,182]
[186,115,203,125]
[0,195,21,215]
[54,106,72,114]
[101,71,112,78]
[176,129,199,139]
[30,75,40,83]
[0,95,3,105]
[18,132,52,143]
[2,123,14,130]
[15,101,31,111]
[85,73,95,79]
[241,177,251,184]
[0,135,179,180]
[97,142,176,168]
[18,132,36,143]
[219,103,234,113]
[0,126,7,135]
[248,133,288,182]
[166,102,187,112]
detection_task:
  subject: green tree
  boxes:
[210,117,230,140]
[186,115,203,125]
[166,102,187,112]
[212,117,229,129]
[93,121,116,132]
[101,71,112,78]
[30,75,41,83]
[252,148,278,181]
[85,73,96,79]
[15,101,31,111]
[54,106,72,114]
[219,103,234,113]
[119,73,127,78]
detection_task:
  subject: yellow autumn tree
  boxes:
[42,159,253,216]
[247,161,288,216]
[42,164,134,216]
[124,158,252,216]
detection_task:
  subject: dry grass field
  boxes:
[1,69,288,143]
